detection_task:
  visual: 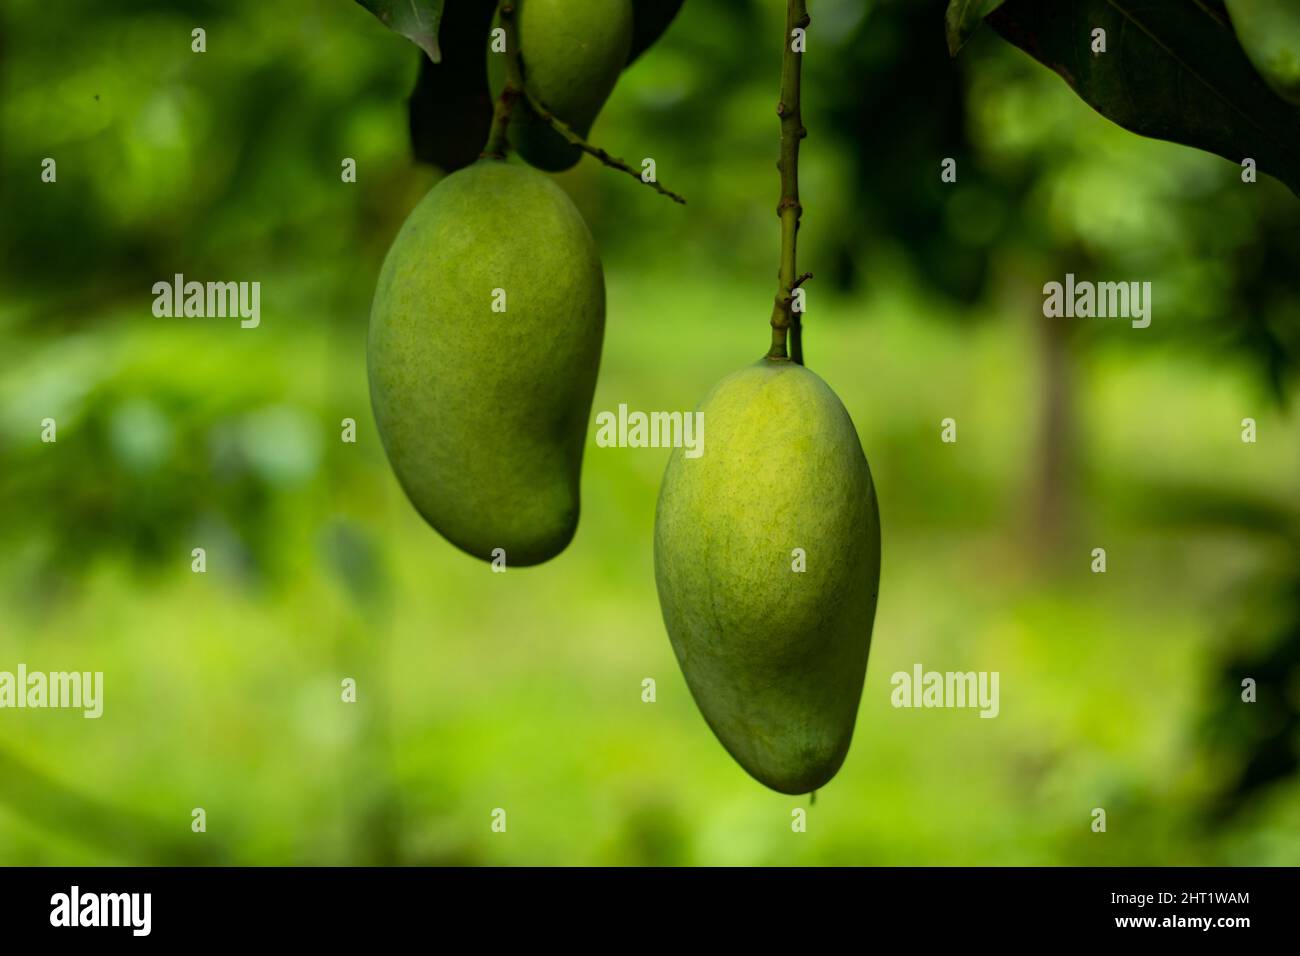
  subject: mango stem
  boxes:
[482,2,523,160]
[521,87,686,205]
[767,1,810,365]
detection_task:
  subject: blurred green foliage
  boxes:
[0,0,1297,865]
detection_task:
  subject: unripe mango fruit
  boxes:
[489,0,634,171]
[1226,0,1300,105]
[653,359,881,794]
[368,159,605,565]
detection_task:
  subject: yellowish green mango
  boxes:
[654,359,881,794]
[489,0,634,171]
[368,159,605,565]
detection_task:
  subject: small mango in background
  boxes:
[489,0,634,171]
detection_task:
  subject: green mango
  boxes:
[488,0,634,171]
[654,359,881,794]
[368,159,605,566]
[1226,0,1300,105]
[628,0,685,64]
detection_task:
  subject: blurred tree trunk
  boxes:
[1006,249,1083,569]
[1033,299,1077,562]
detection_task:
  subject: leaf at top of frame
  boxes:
[357,0,445,63]
[986,0,1300,196]
[408,0,499,171]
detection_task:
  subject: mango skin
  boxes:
[654,360,881,794]
[1227,0,1300,105]
[368,159,605,565]
[489,0,634,171]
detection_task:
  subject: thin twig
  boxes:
[521,88,686,205]
[480,1,685,204]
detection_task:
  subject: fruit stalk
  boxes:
[483,2,523,159]
[767,0,810,365]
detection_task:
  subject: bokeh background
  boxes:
[2,0,1299,865]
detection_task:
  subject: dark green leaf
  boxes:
[945,0,1008,56]
[356,0,445,63]
[629,0,685,64]
[985,0,1300,196]
[409,0,499,170]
